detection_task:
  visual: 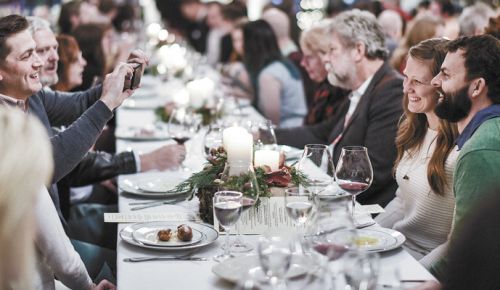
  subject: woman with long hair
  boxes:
[375,38,458,269]
[236,20,306,128]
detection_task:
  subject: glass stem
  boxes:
[352,195,356,218]
[224,227,231,257]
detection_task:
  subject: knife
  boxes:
[123,256,208,262]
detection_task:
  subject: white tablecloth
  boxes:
[114,96,434,290]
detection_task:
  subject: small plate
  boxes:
[212,254,313,283]
[353,228,405,253]
[132,225,203,247]
[131,88,157,99]
[115,125,169,141]
[120,221,218,251]
[120,174,186,197]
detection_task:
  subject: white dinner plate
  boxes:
[132,224,203,247]
[120,174,186,197]
[137,178,181,193]
[130,87,157,99]
[120,221,218,251]
[115,125,170,141]
[212,254,314,283]
[122,98,166,110]
[352,227,405,253]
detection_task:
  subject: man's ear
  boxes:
[352,42,365,62]
[471,78,486,98]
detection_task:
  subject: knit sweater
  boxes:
[376,128,458,268]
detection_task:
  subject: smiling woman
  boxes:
[375,38,459,269]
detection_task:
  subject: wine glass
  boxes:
[284,187,313,228]
[343,251,380,290]
[335,146,373,220]
[257,232,294,290]
[297,144,335,195]
[168,108,201,170]
[245,120,278,150]
[213,190,243,262]
[203,124,223,158]
[220,160,260,253]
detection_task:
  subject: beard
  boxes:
[325,65,352,90]
[40,73,58,87]
[434,84,472,122]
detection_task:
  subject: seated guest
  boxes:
[430,34,500,279]
[0,14,142,279]
[0,108,114,290]
[375,38,458,268]
[261,7,316,107]
[54,34,87,92]
[299,20,350,125]
[238,20,307,128]
[275,9,403,207]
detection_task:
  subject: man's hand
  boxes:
[100,62,135,110]
[127,49,149,67]
[139,144,186,172]
[92,279,116,290]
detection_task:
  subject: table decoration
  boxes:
[168,147,309,224]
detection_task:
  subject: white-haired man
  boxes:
[276,9,403,208]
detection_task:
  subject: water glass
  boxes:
[257,233,294,290]
[213,191,243,262]
[297,144,335,195]
[343,251,380,290]
[284,187,313,228]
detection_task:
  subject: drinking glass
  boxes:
[168,107,201,170]
[335,146,373,219]
[297,144,335,195]
[203,124,223,158]
[343,251,380,290]
[245,120,278,150]
[213,190,243,262]
[220,160,260,252]
[257,233,294,290]
[284,187,313,228]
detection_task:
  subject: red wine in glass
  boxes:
[172,136,190,144]
[338,181,370,195]
[241,197,256,212]
[313,242,349,261]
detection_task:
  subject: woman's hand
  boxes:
[92,279,116,290]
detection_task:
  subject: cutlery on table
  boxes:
[130,199,186,211]
[128,197,185,206]
[123,256,208,262]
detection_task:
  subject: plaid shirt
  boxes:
[304,80,350,125]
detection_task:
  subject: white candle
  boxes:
[186,77,215,109]
[223,126,253,164]
[254,149,280,171]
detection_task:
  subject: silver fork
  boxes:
[130,198,186,211]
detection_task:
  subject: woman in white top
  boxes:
[375,38,459,269]
[0,108,114,290]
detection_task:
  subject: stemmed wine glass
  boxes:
[245,119,278,150]
[343,251,380,290]
[213,190,243,262]
[284,187,313,229]
[203,124,223,158]
[335,146,373,220]
[220,160,260,253]
[168,107,201,170]
[297,144,335,195]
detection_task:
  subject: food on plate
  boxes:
[354,236,379,247]
[157,229,172,241]
[177,224,193,241]
[134,128,155,137]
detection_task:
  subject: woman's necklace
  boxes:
[401,132,438,181]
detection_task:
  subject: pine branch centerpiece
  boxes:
[169,147,309,224]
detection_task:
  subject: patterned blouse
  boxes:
[304,80,350,125]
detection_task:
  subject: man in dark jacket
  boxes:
[275,9,403,208]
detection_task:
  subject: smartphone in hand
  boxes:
[123,63,143,91]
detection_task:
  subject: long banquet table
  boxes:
[114,91,435,290]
